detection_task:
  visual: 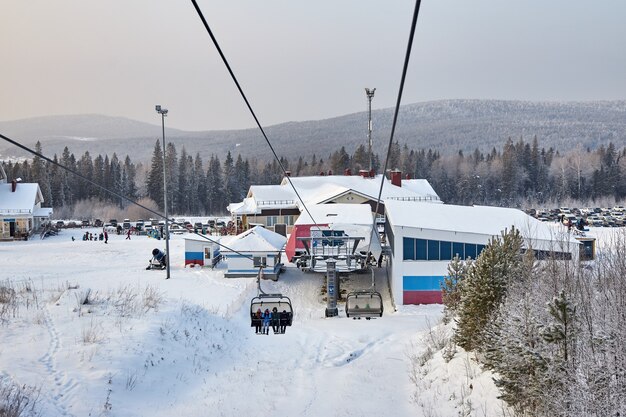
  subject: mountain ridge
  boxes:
[1,99,625,163]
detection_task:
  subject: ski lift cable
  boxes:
[365,0,423,267]
[189,0,324,235]
[0,132,260,263]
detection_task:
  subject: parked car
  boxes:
[55,220,65,228]
[169,224,185,234]
[94,219,103,227]
[81,220,90,227]
[109,219,118,227]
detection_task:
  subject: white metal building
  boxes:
[384,200,579,305]
[220,226,287,278]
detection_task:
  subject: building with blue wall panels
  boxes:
[384,201,580,305]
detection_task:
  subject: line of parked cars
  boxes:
[527,206,626,227]
[53,217,229,233]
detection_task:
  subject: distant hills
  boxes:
[1,99,626,164]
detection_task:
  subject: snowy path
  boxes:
[39,302,79,417]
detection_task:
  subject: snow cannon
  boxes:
[147,248,167,270]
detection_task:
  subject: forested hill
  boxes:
[2,99,626,163]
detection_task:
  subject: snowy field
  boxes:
[7,225,605,416]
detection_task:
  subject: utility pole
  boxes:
[365,88,376,172]
[155,105,171,280]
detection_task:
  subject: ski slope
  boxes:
[0,227,510,416]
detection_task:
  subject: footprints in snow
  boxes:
[38,305,79,417]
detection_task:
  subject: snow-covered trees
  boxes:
[447,229,626,416]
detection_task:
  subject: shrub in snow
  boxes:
[0,379,39,417]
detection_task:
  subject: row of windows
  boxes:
[266,215,295,227]
[403,237,486,261]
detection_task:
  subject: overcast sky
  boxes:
[2,0,626,131]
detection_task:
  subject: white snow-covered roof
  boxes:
[229,174,440,216]
[384,200,578,244]
[227,197,258,215]
[282,174,441,203]
[183,234,221,244]
[33,207,53,217]
[248,185,297,208]
[220,226,286,253]
[295,203,374,226]
[0,183,44,214]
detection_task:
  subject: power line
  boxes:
[366,0,423,259]
[189,0,323,234]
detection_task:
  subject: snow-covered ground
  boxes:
[0,226,567,416]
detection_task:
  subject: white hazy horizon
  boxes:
[2,0,626,131]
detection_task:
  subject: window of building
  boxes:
[453,242,464,259]
[266,216,279,227]
[465,244,477,259]
[428,240,440,261]
[403,237,415,260]
[416,239,427,260]
[440,241,452,261]
[401,237,487,262]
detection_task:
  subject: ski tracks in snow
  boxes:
[39,304,79,417]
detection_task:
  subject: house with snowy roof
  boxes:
[384,200,580,306]
[0,166,53,240]
[227,170,440,234]
[220,226,287,278]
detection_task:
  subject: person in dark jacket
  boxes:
[279,309,289,334]
[271,307,280,334]
[254,308,262,334]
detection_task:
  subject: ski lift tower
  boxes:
[365,88,376,172]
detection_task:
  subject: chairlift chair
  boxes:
[345,268,383,319]
[249,259,293,332]
[250,294,293,328]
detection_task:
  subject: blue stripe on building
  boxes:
[403,276,445,291]
[185,251,203,261]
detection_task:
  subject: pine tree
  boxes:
[455,227,524,352]
[206,155,223,214]
[146,140,164,209]
[441,256,471,322]
[222,151,235,208]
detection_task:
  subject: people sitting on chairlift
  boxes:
[262,308,271,335]
[271,307,280,334]
[255,308,262,334]
[280,310,288,334]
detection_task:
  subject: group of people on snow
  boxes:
[254,307,289,335]
[79,230,108,243]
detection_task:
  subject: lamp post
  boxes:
[155,105,171,279]
[365,88,376,172]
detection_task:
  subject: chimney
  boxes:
[327,169,333,176]
[285,170,291,177]
[390,170,402,187]
[369,169,375,178]
[358,170,368,178]
[11,179,17,192]
[405,173,411,180]
[344,168,352,176]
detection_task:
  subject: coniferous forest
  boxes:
[3,136,626,218]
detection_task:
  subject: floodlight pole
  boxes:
[365,88,376,172]
[156,105,171,279]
